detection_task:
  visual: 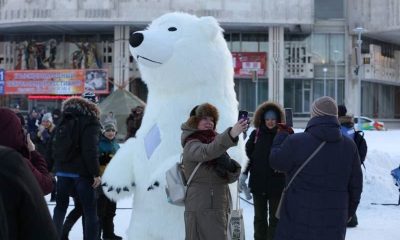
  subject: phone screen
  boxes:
[285,108,293,127]
[238,110,249,121]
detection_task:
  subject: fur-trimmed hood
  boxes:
[252,101,285,128]
[184,103,219,130]
[62,96,100,118]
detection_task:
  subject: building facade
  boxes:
[0,0,399,124]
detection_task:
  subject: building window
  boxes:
[314,0,344,20]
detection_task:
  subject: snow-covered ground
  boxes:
[47,130,400,240]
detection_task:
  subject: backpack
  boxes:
[353,130,368,165]
[51,111,80,163]
[165,156,201,206]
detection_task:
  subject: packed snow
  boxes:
[47,130,400,240]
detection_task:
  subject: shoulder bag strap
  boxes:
[284,141,326,191]
[186,162,202,187]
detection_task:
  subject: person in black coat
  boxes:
[0,146,58,240]
[240,102,285,240]
[269,96,363,240]
[52,96,101,240]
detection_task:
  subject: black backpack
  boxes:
[353,130,368,166]
[51,111,80,163]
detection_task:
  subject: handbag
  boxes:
[228,184,245,240]
[275,141,326,219]
[165,155,201,206]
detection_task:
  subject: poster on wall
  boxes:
[232,52,267,78]
[4,69,109,95]
[84,69,108,94]
[4,69,85,95]
[0,69,4,95]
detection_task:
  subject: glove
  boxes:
[215,153,236,172]
[239,173,248,188]
[238,173,252,200]
[277,123,294,134]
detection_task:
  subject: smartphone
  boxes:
[285,108,293,127]
[238,110,249,121]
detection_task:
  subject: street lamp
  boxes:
[333,50,339,101]
[323,67,328,96]
[353,26,366,130]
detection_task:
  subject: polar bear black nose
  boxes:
[129,33,144,48]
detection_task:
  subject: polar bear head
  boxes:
[128,12,234,94]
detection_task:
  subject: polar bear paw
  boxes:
[101,181,135,201]
[147,181,160,191]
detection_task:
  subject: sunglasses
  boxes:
[105,129,116,132]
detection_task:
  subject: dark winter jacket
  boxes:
[0,146,58,240]
[270,116,363,240]
[0,107,53,195]
[54,97,101,178]
[245,102,285,196]
[98,134,120,176]
[181,123,241,240]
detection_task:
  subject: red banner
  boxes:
[4,69,108,95]
[232,52,267,78]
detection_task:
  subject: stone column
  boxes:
[268,26,285,105]
[113,25,131,90]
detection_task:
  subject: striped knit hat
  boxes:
[310,96,338,118]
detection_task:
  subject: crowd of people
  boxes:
[0,94,145,240]
[0,94,364,240]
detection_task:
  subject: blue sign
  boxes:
[0,69,4,95]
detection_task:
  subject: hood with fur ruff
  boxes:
[62,96,100,118]
[252,101,285,128]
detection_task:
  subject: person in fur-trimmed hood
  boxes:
[239,101,285,240]
[181,103,247,240]
[52,95,102,240]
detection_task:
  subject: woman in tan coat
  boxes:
[181,103,247,240]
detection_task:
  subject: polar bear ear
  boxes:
[199,16,222,40]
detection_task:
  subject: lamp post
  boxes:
[252,70,258,110]
[323,67,328,96]
[353,26,366,130]
[333,50,339,101]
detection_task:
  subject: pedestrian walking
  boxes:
[269,96,363,240]
[52,94,101,240]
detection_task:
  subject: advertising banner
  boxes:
[84,69,109,94]
[4,69,108,95]
[232,52,267,78]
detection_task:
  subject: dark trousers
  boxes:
[53,176,99,240]
[97,188,117,237]
[253,193,280,240]
[61,197,84,240]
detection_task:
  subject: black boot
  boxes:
[102,233,122,240]
[347,213,358,227]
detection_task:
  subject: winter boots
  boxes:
[102,233,122,240]
[347,213,358,227]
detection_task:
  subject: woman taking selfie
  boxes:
[181,103,247,240]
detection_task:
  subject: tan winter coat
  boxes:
[181,123,241,240]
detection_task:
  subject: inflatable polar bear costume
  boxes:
[101,12,247,240]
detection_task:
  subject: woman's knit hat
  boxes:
[41,113,53,123]
[310,96,338,118]
[186,103,219,129]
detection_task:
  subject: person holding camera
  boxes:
[181,103,246,240]
[239,102,285,240]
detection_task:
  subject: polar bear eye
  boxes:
[168,27,177,32]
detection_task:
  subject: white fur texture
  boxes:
[101,12,246,240]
